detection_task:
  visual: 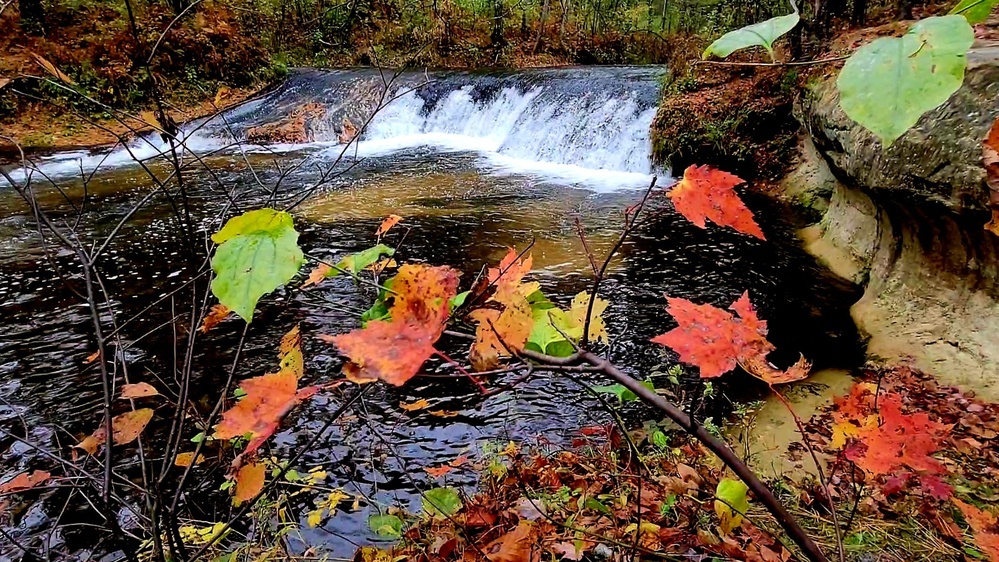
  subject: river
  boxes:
[0,66,862,559]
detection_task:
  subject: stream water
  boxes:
[0,67,863,559]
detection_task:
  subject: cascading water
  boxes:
[3,67,664,190]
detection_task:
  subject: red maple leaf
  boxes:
[651,292,810,383]
[667,165,765,239]
[325,264,459,385]
[953,499,999,562]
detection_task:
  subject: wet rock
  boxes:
[793,48,999,401]
[246,102,327,144]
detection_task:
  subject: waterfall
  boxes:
[2,67,664,189]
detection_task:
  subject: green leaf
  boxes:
[449,290,471,311]
[714,478,750,534]
[950,0,999,23]
[651,430,668,449]
[210,209,304,321]
[702,12,800,62]
[368,514,403,537]
[339,244,395,275]
[527,309,568,355]
[582,497,612,516]
[422,487,462,519]
[837,15,974,147]
[593,380,655,403]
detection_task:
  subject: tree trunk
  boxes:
[533,0,550,53]
[491,0,506,47]
[18,0,45,35]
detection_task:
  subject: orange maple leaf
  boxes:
[425,464,453,478]
[954,499,999,562]
[119,382,160,399]
[214,326,318,454]
[668,165,765,240]
[199,304,232,333]
[302,263,334,289]
[468,249,537,371]
[842,393,951,477]
[376,214,403,236]
[325,264,460,386]
[76,408,155,455]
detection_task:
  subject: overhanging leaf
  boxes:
[702,12,800,62]
[668,165,765,239]
[211,209,304,321]
[837,15,974,147]
[950,0,999,23]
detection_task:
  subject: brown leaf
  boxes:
[0,78,10,91]
[551,541,584,561]
[30,53,76,84]
[376,214,403,236]
[984,118,999,236]
[85,350,101,364]
[424,465,453,478]
[233,460,266,506]
[302,263,333,289]
[0,470,51,493]
[120,382,160,399]
[487,520,535,562]
[199,304,232,333]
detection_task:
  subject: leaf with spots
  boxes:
[324,264,459,385]
[668,165,765,239]
[469,249,538,370]
[376,214,403,236]
[119,383,160,399]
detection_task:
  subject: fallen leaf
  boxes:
[487,520,535,562]
[233,460,265,506]
[428,409,459,418]
[76,408,155,455]
[302,263,334,289]
[376,214,403,236]
[30,52,76,84]
[425,465,453,478]
[552,541,584,561]
[668,164,765,239]
[953,498,999,562]
[0,470,51,493]
[85,350,100,364]
[120,382,160,399]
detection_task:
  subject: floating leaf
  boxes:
[429,409,459,418]
[425,464,453,478]
[715,478,750,534]
[702,12,800,62]
[325,265,459,386]
[400,399,431,411]
[376,214,403,236]
[423,487,462,519]
[233,461,266,506]
[119,383,160,399]
[837,15,974,147]
[211,209,304,321]
[368,514,403,537]
[302,263,334,289]
[199,304,232,332]
[0,470,51,493]
[668,165,765,239]
[950,0,999,23]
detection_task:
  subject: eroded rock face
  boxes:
[795,50,999,401]
[246,102,327,144]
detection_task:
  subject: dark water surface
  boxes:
[0,68,862,559]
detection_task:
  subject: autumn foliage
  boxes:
[668,165,765,240]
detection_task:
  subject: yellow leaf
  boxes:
[399,399,431,411]
[174,452,206,467]
[307,508,324,528]
[568,291,609,344]
[428,409,459,418]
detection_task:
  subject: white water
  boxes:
[3,71,661,191]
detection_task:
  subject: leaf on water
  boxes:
[0,470,51,493]
[174,452,206,467]
[837,15,974,147]
[425,464,453,478]
[214,326,316,455]
[399,399,431,411]
[428,409,459,418]
[210,208,304,321]
[84,350,100,364]
[119,382,160,399]
[715,478,750,535]
[233,460,266,506]
[953,499,999,562]
[199,304,232,332]
[368,514,403,537]
[950,0,999,23]
[376,214,403,236]
[324,264,459,386]
[30,52,76,84]
[702,12,800,62]
[76,408,155,455]
[668,165,765,239]
[423,487,462,519]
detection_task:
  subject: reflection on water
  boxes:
[0,146,862,558]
